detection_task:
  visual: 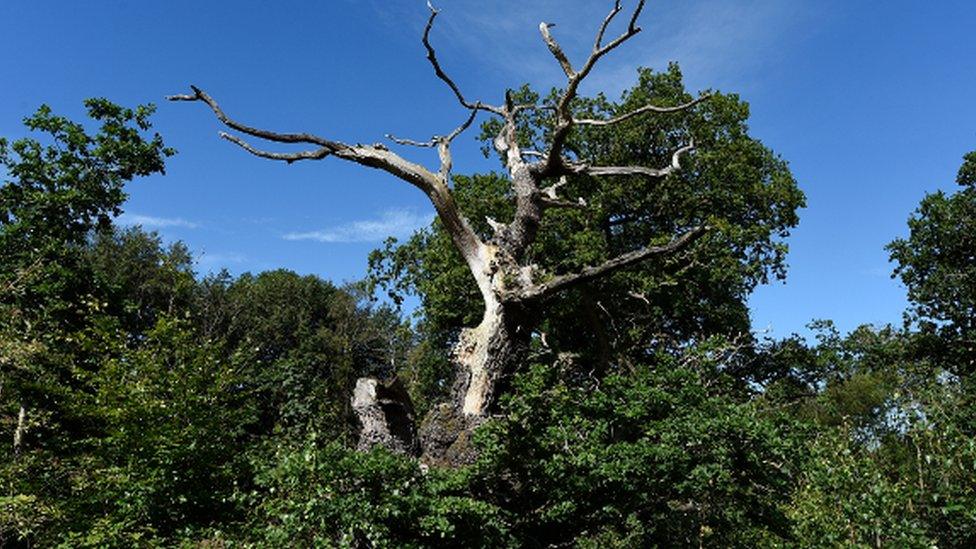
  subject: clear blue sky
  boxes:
[2,1,974,339]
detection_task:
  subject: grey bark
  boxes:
[352,378,419,455]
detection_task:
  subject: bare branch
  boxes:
[437,140,453,180]
[540,176,587,209]
[577,0,645,84]
[387,108,475,147]
[486,216,506,235]
[513,224,707,302]
[542,176,569,199]
[445,108,479,142]
[574,95,710,127]
[423,2,503,115]
[220,132,332,163]
[571,140,696,179]
[539,23,575,78]
[386,134,437,148]
[166,86,337,148]
[594,1,623,50]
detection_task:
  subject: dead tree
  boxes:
[169,0,708,466]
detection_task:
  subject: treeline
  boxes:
[1,81,974,546]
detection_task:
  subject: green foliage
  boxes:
[788,429,932,547]
[788,395,976,548]
[82,317,255,538]
[242,339,805,548]
[888,149,976,371]
[755,322,976,546]
[0,99,173,330]
[248,441,512,547]
[197,270,411,439]
[469,349,802,547]
[86,227,196,335]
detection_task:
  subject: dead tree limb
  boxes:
[512,226,708,303]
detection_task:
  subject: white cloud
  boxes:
[117,213,200,229]
[283,209,434,243]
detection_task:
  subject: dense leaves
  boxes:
[470,352,800,547]
[888,150,976,371]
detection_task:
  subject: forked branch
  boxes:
[386,109,478,180]
[541,0,647,175]
[595,1,624,50]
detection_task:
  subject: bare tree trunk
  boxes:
[416,262,537,465]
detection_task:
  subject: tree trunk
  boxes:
[417,290,533,466]
[353,256,536,466]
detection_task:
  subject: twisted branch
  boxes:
[166,86,338,148]
[166,85,487,273]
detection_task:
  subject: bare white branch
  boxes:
[542,176,569,200]
[513,225,707,302]
[571,140,696,179]
[594,1,623,50]
[574,95,710,127]
[386,134,437,148]
[539,23,575,78]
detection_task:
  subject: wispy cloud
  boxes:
[283,209,434,243]
[358,0,815,97]
[117,213,200,229]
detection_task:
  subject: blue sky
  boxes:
[2,1,974,339]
